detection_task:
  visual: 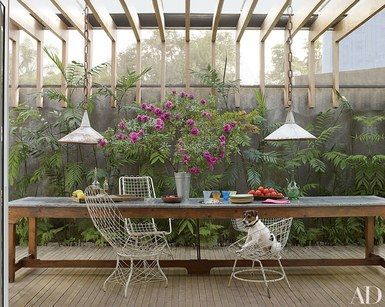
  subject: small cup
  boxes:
[229,191,237,196]
[212,190,221,202]
[203,191,212,203]
[222,191,230,203]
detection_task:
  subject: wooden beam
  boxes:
[212,0,224,42]
[236,0,259,42]
[309,0,358,42]
[9,24,19,107]
[36,40,43,108]
[185,41,191,91]
[50,0,87,39]
[235,42,240,107]
[61,40,68,108]
[17,0,67,41]
[85,0,117,41]
[291,0,325,37]
[152,0,165,42]
[332,32,340,108]
[10,10,43,42]
[185,0,191,42]
[160,42,166,100]
[334,0,385,42]
[259,41,265,94]
[119,0,141,42]
[307,40,315,108]
[136,42,142,103]
[260,0,290,42]
[111,40,117,108]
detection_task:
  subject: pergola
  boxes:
[8,0,385,109]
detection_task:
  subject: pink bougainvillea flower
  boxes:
[154,107,163,116]
[161,112,171,121]
[230,122,236,128]
[219,134,226,146]
[200,98,207,105]
[188,93,195,100]
[118,120,126,130]
[175,114,181,120]
[179,91,187,98]
[183,154,191,165]
[129,132,140,144]
[223,123,233,133]
[171,90,177,96]
[116,132,127,140]
[164,100,173,109]
[141,103,148,110]
[203,151,211,159]
[189,167,201,175]
[154,118,164,131]
[138,129,144,136]
[220,151,225,159]
[97,138,107,148]
[191,127,200,136]
[202,111,212,119]
[186,118,195,126]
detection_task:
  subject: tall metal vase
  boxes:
[174,172,191,201]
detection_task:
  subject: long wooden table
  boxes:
[8,196,385,282]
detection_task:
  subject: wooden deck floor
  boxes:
[9,245,385,307]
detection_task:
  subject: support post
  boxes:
[235,41,240,108]
[160,41,166,101]
[9,223,16,282]
[308,39,316,108]
[136,41,142,103]
[10,34,20,107]
[365,217,375,258]
[259,40,265,94]
[211,41,216,95]
[28,217,37,259]
[332,31,340,108]
[36,40,43,108]
[111,40,117,108]
[185,41,190,91]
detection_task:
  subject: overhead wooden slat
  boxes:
[291,0,325,37]
[309,0,358,42]
[236,0,259,42]
[307,40,316,108]
[185,0,190,42]
[259,41,265,93]
[260,0,290,42]
[85,0,117,41]
[17,0,67,41]
[152,0,165,42]
[211,0,224,42]
[50,0,87,39]
[119,0,141,42]
[333,0,385,42]
[185,41,190,91]
[10,10,43,42]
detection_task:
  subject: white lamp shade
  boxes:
[264,111,316,141]
[58,111,104,144]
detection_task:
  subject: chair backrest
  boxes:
[232,217,283,233]
[268,217,293,248]
[84,185,127,248]
[119,176,156,198]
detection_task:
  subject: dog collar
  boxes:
[245,218,259,228]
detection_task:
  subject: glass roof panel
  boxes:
[253,0,282,14]
[92,0,123,13]
[163,0,185,13]
[222,0,245,13]
[190,0,217,13]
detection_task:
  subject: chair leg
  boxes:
[124,258,134,298]
[277,257,291,289]
[256,259,270,298]
[156,256,168,287]
[104,254,120,291]
[165,241,174,260]
[228,258,238,287]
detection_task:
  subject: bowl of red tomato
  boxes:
[248,186,284,200]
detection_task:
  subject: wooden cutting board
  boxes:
[72,195,144,203]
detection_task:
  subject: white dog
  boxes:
[241,210,282,254]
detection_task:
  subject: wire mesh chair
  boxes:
[228,218,293,298]
[232,217,283,232]
[119,176,173,258]
[84,186,168,297]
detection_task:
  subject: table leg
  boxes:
[9,223,16,282]
[28,217,37,259]
[196,219,201,260]
[365,216,375,258]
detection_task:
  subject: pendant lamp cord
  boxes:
[83,4,90,109]
[286,3,293,110]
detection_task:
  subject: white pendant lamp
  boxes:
[264,4,316,142]
[58,4,103,145]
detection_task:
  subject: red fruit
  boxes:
[258,186,264,191]
[271,191,277,197]
[268,188,275,193]
[263,188,269,194]
[277,193,284,198]
[248,190,255,195]
[255,190,262,195]
[265,193,271,197]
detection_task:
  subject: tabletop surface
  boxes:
[8,195,385,209]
